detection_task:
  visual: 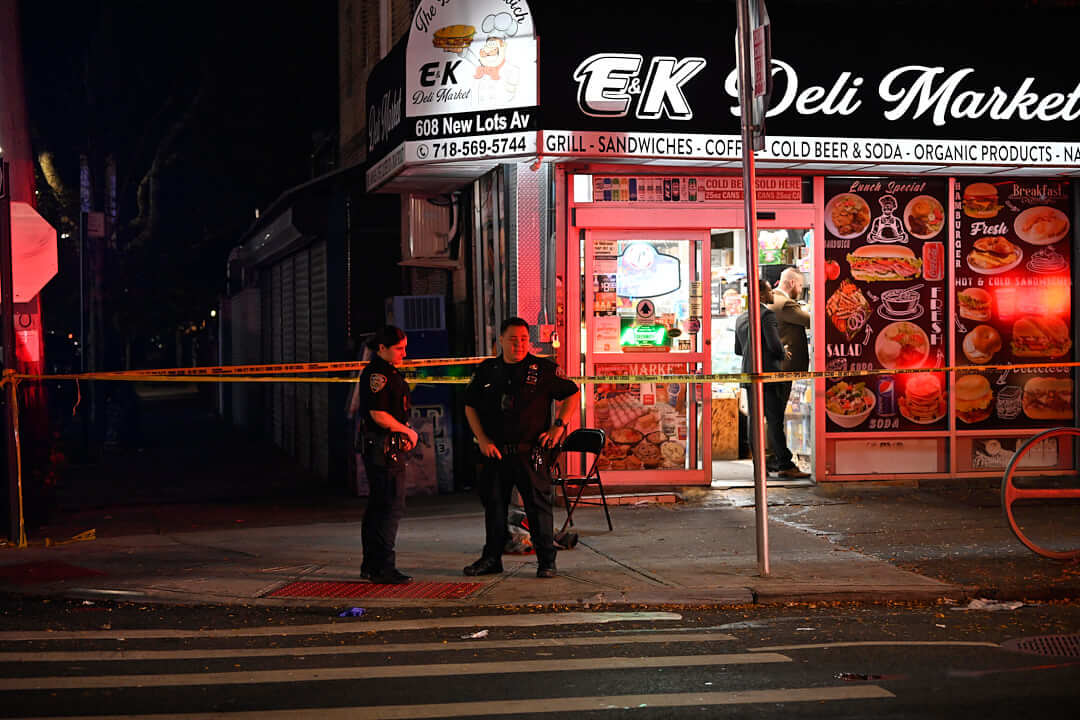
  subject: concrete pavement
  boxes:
[4,482,1076,609]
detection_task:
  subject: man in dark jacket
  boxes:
[767,267,811,478]
[734,278,802,476]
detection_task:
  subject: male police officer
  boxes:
[357,326,418,585]
[463,317,579,578]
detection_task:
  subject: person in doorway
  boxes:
[768,267,812,479]
[356,326,418,584]
[734,279,792,476]
[463,317,579,579]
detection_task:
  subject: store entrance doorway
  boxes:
[710,224,816,488]
[567,178,819,487]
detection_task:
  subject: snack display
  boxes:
[962,182,1001,218]
[826,193,871,238]
[967,236,1022,273]
[1010,316,1072,358]
[632,439,663,468]
[605,395,648,429]
[874,321,930,369]
[1014,206,1069,246]
[899,373,946,424]
[660,440,686,466]
[904,195,945,238]
[955,374,993,423]
[957,288,992,321]
[847,245,922,281]
[1022,377,1074,420]
[825,280,871,339]
[594,364,688,470]
[610,427,644,445]
[961,324,1002,364]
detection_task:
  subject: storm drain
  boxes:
[1001,634,1080,658]
[268,580,483,600]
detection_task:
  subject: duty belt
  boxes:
[501,442,535,456]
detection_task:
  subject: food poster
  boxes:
[594,363,689,470]
[592,246,623,352]
[953,179,1074,430]
[823,178,950,432]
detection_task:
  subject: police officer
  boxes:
[463,317,579,579]
[357,326,418,584]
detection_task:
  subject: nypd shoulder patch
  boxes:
[369,373,387,393]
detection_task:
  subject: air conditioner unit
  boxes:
[385,295,446,331]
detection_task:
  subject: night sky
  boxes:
[19,0,338,356]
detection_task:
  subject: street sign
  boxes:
[87,211,106,238]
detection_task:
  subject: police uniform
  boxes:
[465,353,579,570]
[358,354,411,578]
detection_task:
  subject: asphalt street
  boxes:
[2,598,1079,718]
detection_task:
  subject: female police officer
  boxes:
[357,326,418,584]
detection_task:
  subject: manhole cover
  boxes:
[1001,634,1080,658]
[268,580,482,600]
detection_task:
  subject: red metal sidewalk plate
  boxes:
[0,561,106,584]
[268,580,483,600]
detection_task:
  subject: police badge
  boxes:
[369,373,387,393]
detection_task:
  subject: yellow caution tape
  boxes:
[75,355,494,378]
[4,359,1079,387]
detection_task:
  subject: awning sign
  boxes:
[406,0,537,122]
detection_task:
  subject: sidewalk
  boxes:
[2,483,1077,609]
[5,390,1077,609]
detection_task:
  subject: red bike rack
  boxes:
[1001,426,1080,561]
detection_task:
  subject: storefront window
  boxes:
[592,238,697,354]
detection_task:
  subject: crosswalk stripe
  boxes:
[17,686,895,719]
[0,632,736,662]
[0,652,790,691]
[0,611,681,642]
[751,640,1001,652]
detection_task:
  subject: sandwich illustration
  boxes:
[963,182,1002,218]
[955,374,993,424]
[1010,316,1072,358]
[899,373,944,424]
[962,324,1002,365]
[957,288,992,321]
[967,236,1021,271]
[1022,376,1074,420]
[432,24,477,52]
[846,245,922,282]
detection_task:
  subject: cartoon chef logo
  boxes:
[432,12,521,106]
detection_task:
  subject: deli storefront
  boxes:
[365,0,1080,484]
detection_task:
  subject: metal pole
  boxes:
[736,0,769,576]
[0,160,22,544]
[79,211,86,373]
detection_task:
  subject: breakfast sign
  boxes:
[822,177,949,432]
[952,179,1074,429]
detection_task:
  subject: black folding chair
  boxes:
[550,428,612,532]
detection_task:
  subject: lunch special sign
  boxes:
[822,178,949,433]
[952,179,1075,430]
